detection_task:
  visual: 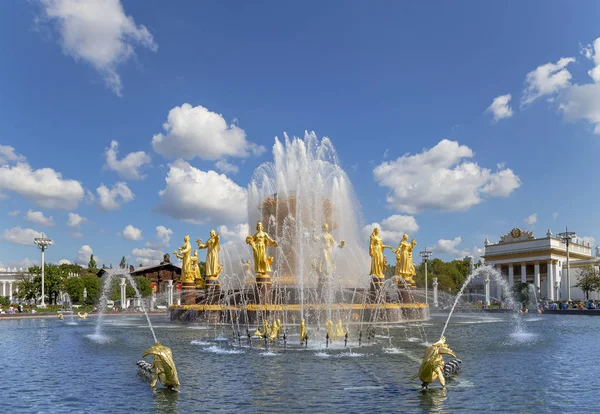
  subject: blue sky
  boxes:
[2,0,600,269]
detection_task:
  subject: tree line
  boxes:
[384,257,472,294]
[14,262,152,305]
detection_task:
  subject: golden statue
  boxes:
[173,235,194,283]
[312,223,345,278]
[77,312,88,319]
[269,319,282,341]
[300,319,307,343]
[390,234,417,286]
[325,320,335,339]
[413,336,456,388]
[197,230,223,279]
[242,258,253,280]
[369,227,392,277]
[254,320,271,338]
[58,313,64,320]
[190,250,205,289]
[142,342,180,390]
[335,319,346,338]
[246,221,278,275]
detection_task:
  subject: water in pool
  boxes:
[1,313,597,413]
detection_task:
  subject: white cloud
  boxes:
[217,223,250,245]
[524,213,537,225]
[156,160,247,224]
[363,215,419,242]
[2,226,43,245]
[151,103,265,161]
[431,236,483,261]
[521,57,575,105]
[96,182,134,210]
[67,212,86,228]
[1,258,41,270]
[215,160,239,174]
[145,225,173,249]
[70,232,83,238]
[58,259,72,265]
[104,140,151,180]
[25,210,55,226]
[38,0,157,96]
[76,245,97,265]
[131,247,163,266]
[373,139,521,214]
[487,94,514,121]
[0,145,26,165]
[553,212,559,220]
[559,83,600,134]
[122,224,142,241]
[583,38,600,83]
[0,162,84,209]
[8,210,20,217]
[156,225,173,245]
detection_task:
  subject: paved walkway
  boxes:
[0,312,168,321]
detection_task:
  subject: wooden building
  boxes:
[97,254,182,294]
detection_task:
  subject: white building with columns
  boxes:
[482,228,597,301]
[0,267,28,302]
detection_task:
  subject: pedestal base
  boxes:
[369,275,385,302]
[205,276,221,304]
[181,281,196,305]
[255,274,272,304]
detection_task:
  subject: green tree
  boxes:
[109,276,153,300]
[134,277,152,297]
[88,254,97,269]
[119,256,127,269]
[513,282,530,306]
[28,264,69,305]
[16,274,39,302]
[575,265,600,300]
[81,274,102,305]
[0,296,10,306]
[63,276,85,304]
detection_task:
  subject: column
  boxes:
[167,280,173,307]
[8,282,13,302]
[484,275,490,307]
[534,262,540,293]
[521,263,527,283]
[1,281,5,297]
[432,277,438,308]
[120,278,127,310]
[547,260,554,301]
[508,265,514,287]
[553,261,560,300]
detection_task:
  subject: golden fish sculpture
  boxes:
[413,336,456,389]
[142,342,180,390]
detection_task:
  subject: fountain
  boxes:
[169,132,429,333]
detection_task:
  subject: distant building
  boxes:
[481,228,598,301]
[0,267,28,301]
[97,253,182,294]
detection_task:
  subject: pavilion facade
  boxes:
[482,228,597,301]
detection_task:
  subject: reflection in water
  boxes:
[153,387,180,413]
[418,387,447,412]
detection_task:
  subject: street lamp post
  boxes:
[558,227,576,302]
[33,233,53,307]
[419,248,433,304]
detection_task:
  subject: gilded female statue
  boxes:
[190,250,204,288]
[369,227,392,277]
[390,234,417,285]
[313,223,345,277]
[197,230,223,278]
[246,221,278,275]
[173,235,193,282]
